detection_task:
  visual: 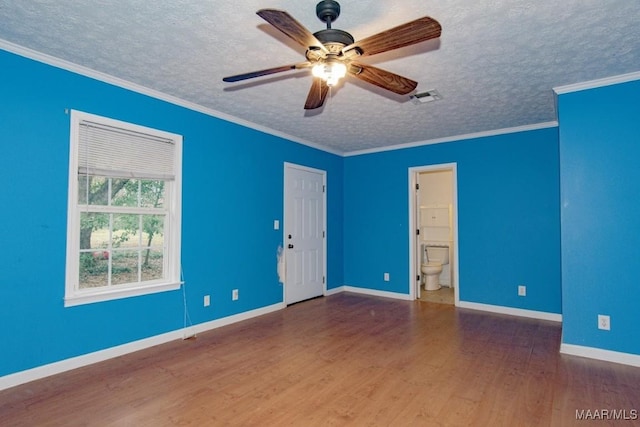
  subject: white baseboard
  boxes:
[341,285,413,301]
[187,302,285,336]
[0,302,285,391]
[325,286,345,296]
[560,343,640,367]
[457,301,562,322]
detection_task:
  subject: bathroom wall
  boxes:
[343,126,562,316]
[419,170,453,205]
[0,48,344,378]
[419,170,453,242]
[558,77,640,357]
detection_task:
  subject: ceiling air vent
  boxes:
[410,89,442,105]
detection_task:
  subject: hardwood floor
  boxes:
[2,293,640,426]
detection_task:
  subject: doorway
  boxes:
[409,164,459,305]
[283,163,327,305]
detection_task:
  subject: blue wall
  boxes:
[343,128,562,314]
[0,49,343,377]
[5,44,636,379]
[559,79,640,355]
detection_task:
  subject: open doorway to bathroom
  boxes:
[408,164,459,305]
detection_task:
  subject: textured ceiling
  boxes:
[1,0,639,154]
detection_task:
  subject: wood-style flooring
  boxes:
[2,293,640,426]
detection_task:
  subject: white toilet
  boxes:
[421,244,450,291]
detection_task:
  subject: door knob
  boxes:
[288,244,294,249]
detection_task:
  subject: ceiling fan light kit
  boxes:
[312,59,347,86]
[223,0,442,110]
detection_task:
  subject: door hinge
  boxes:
[323,185,326,193]
[417,275,421,281]
[416,229,420,235]
[323,276,325,284]
[415,183,420,190]
[323,230,325,238]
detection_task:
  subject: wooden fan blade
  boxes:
[342,16,441,57]
[350,63,417,95]
[304,78,329,110]
[223,63,309,82]
[257,9,328,54]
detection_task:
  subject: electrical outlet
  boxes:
[598,314,610,331]
[518,285,526,297]
[383,273,390,281]
[232,289,239,301]
[203,295,210,307]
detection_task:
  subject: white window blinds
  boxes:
[78,120,176,181]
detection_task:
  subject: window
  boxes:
[65,110,182,306]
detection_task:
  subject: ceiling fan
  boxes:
[222,0,442,109]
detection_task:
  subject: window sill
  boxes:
[64,281,182,307]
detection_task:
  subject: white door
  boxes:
[284,163,326,304]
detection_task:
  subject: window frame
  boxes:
[65,110,182,307]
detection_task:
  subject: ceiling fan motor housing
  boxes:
[313,29,354,47]
[313,1,355,56]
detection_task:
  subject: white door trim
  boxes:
[283,162,327,304]
[408,163,460,305]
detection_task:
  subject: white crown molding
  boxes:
[553,71,640,95]
[5,40,636,159]
[344,121,559,157]
[0,302,285,391]
[0,39,344,157]
[561,343,640,368]
[458,300,563,322]
[1,39,561,159]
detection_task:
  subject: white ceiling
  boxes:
[1,1,639,154]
